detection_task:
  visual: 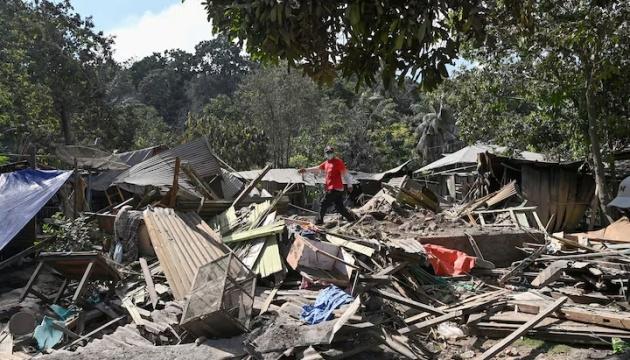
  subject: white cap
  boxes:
[608,176,630,209]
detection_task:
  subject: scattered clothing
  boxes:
[301,285,353,325]
[423,244,476,276]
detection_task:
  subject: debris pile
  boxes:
[1,139,630,359]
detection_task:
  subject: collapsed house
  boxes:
[0,139,629,360]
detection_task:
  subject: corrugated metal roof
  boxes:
[143,207,230,300]
[252,236,284,278]
[114,137,221,197]
[220,168,244,199]
[416,144,548,173]
[91,146,163,191]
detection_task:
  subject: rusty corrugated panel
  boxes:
[485,180,518,207]
[114,137,221,196]
[143,207,229,300]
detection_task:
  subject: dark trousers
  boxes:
[319,190,355,223]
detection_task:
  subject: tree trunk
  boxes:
[59,103,74,145]
[585,69,610,222]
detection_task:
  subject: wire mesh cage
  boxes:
[180,253,256,338]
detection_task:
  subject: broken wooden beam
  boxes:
[371,289,444,315]
[232,163,272,208]
[475,296,567,360]
[399,310,463,335]
[139,257,159,309]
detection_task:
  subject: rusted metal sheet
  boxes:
[115,137,221,197]
[143,207,230,300]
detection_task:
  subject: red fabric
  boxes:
[423,244,476,276]
[318,157,347,191]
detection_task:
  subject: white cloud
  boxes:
[108,1,213,62]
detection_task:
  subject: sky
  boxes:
[69,0,214,62]
[68,0,471,73]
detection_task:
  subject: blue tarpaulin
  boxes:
[0,169,72,251]
[301,285,353,325]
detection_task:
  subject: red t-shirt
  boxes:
[319,157,347,191]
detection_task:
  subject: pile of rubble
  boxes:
[1,141,630,359]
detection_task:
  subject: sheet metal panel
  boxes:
[143,207,229,300]
[115,137,221,197]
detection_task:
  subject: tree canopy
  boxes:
[203,0,486,89]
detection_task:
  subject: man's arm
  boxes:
[299,162,324,174]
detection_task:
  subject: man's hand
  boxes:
[298,168,306,174]
[347,185,353,193]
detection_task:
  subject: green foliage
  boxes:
[203,0,486,89]
[42,213,101,252]
[0,0,114,151]
[184,95,269,170]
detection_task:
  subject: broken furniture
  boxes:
[19,252,121,305]
[180,253,256,338]
[286,234,355,286]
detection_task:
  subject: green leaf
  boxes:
[349,3,360,26]
[395,32,405,50]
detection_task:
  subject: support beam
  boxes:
[371,289,444,315]
[19,262,44,303]
[139,258,158,309]
[72,260,95,303]
[232,163,272,208]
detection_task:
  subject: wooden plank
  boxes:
[168,157,180,207]
[139,258,159,309]
[399,310,463,335]
[475,296,567,360]
[372,289,444,315]
[512,300,630,330]
[260,285,280,314]
[72,260,95,303]
[53,279,69,304]
[498,243,547,285]
[330,297,362,342]
[19,262,44,303]
[530,260,569,288]
[232,163,272,208]
[375,262,408,276]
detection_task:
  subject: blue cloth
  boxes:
[300,285,353,325]
[0,169,72,251]
[33,316,64,350]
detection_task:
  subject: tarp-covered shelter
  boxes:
[0,169,72,252]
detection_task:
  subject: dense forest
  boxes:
[1,0,628,183]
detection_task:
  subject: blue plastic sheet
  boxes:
[0,169,72,251]
[301,285,353,325]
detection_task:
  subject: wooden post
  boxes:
[169,157,180,208]
[72,260,95,303]
[73,158,79,219]
[19,261,45,303]
[475,296,567,360]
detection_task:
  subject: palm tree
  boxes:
[414,100,459,165]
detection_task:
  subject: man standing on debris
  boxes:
[299,146,356,225]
